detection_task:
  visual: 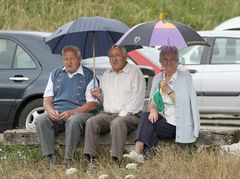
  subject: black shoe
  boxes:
[63,158,73,166]
[47,154,57,165]
[111,157,120,168]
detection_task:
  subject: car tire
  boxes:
[18,99,45,129]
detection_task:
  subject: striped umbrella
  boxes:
[116,20,210,47]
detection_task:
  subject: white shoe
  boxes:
[123,151,144,163]
[126,162,138,169]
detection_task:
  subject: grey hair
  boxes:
[159,45,179,63]
[109,45,127,54]
[62,45,81,59]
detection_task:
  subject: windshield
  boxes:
[178,45,205,65]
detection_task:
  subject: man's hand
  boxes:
[47,108,60,121]
[90,87,101,98]
[59,111,73,122]
[148,110,159,123]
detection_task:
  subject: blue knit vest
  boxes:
[51,66,93,113]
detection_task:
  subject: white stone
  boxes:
[65,168,77,175]
[124,174,136,179]
[98,174,109,179]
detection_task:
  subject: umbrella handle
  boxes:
[93,31,96,88]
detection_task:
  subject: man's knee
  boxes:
[85,117,99,132]
[110,118,126,130]
[66,113,93,128]
[35,114,50,127]
[66,116,79,127]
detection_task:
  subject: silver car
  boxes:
[179,31,240,115]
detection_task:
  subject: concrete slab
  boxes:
[2,128,240,146]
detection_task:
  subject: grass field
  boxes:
[0,144,240,179]
[1,0,240,32]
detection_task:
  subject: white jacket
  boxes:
[150,69,200,143]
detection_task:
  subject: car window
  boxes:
[178,45,204,65]
[211,37,240,64]
[13,45,36,68]
[0,39,16,68]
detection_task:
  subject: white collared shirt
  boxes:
[100,63,146,116]
[43,65,97,102]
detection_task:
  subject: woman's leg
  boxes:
[124,112,159,163]
[135,141,144,154]
[135,112,160,150]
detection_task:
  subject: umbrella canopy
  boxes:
[116,20,210,47]
[45,16,130,59]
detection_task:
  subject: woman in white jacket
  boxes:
[124,45,200,163]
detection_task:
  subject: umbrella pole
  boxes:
[93,31,96,88]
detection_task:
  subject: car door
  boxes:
[201,37,240,114]
[0,37,41,123]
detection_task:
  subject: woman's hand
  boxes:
[148,110,159,123]
[160,80,172,94]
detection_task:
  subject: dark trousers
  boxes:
[135,112,176,149]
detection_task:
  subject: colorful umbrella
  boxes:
[116,20,210,47]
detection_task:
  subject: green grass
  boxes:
[1,0,240,32]
[1,144,240,178]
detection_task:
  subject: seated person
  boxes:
[35,46,97,165]
[124,45,200,163]
[83,45,146,169]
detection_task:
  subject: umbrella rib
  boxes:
[82,31,90,59]
[52,35,66,53]
[108,32,117,47]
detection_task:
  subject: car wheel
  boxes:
[18,99,45,129]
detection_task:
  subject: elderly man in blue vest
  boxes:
[36,46,97,165]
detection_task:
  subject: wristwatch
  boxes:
[167,90,174,95]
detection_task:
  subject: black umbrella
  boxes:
[45,16,130,86]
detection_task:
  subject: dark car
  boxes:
[0,31,154,132]
[0,31,63,132]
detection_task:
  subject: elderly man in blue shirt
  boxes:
[36,45,97,165]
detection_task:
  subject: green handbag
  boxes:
[153,83,165,112]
